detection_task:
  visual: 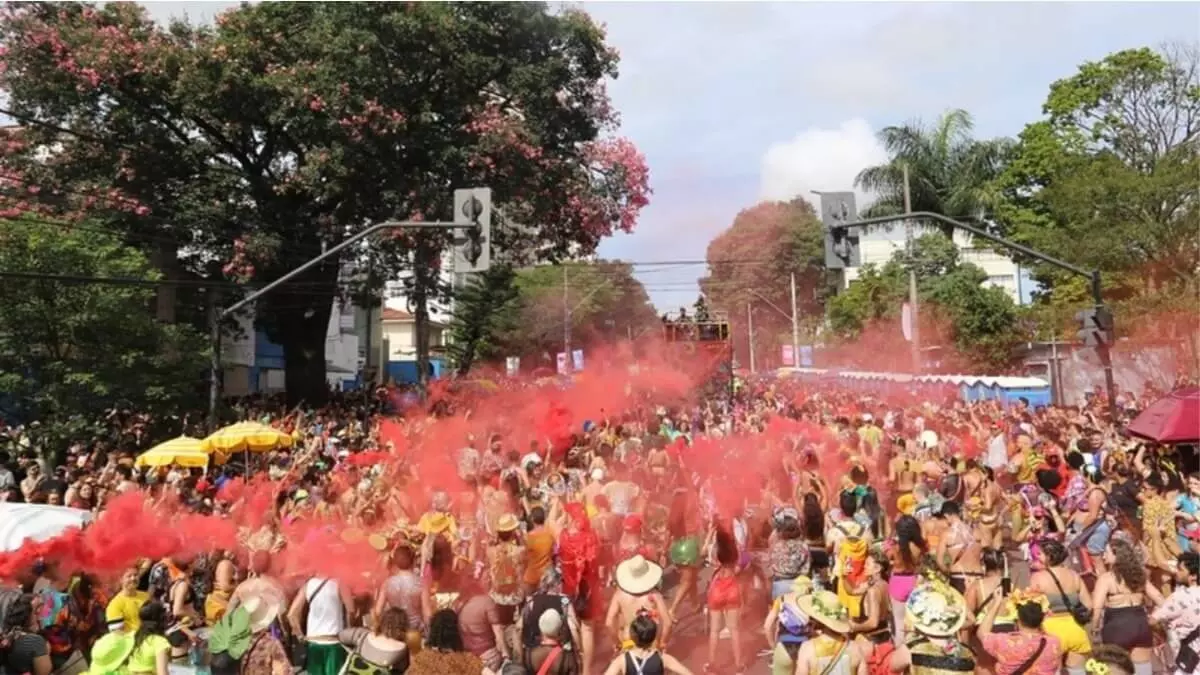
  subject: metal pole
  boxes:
[1050,336,1061,407]
[563,265,570,371]
[790,271,800,367]
[208,219,468,422]
[1091,271,1119,419]
[904,164,921,374]
[747,302,755,373]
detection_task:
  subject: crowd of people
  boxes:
[0,372,1196,675]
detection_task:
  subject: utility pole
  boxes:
[904,164,921,374]
[747,302,755,373]
[789,271,800,367]
[563,265,570,371]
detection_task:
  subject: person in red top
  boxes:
[558,502,601,675]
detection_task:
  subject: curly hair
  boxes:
[1109,538,1146,590]
[376,607,408,641]
[1040,538,1069,567]
[426,609,464,652]
[1090,644,1134,675]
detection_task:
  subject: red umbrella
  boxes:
[1126,387,1200,444]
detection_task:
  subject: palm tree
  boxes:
[855,109,1011,239]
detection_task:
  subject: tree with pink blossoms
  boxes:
[0,2,649,403]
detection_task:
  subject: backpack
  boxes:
[489,544,522,597]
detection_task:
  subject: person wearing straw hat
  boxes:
[790,590,863,675]
[890,576,974,675]
[214,585,289,675]
[606,555,670,652]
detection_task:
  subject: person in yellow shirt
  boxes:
[105,568,149,633]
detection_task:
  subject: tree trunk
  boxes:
[263,265,337,407]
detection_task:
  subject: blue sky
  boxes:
[143,2,1199,309]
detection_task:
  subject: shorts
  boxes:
[888,573,916,603]
[707,575,742,611]
[1085,520,1113,555]
[771,578,796,601]
[1043,613,1092,655]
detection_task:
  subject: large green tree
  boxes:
[507,262,659,362]
[444,265,522,376]
[0,217,207,453]
[0,2,649,403]
[699,199,825,362]
[994,45,1199,299]
[828,233,1023,371]
[855,109,1012,238]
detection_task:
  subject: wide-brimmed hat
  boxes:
[419,512,452,535]
[89,632,135,675]
[906,579,966,637]
[790,575,814,597]
[796,591,851,634]
[240,585,286,634]
[496,513,520,533]
[615,555,663,595]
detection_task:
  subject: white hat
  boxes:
[522,452,543,468]
[614,555,663,595]
[240,585,286,634]
[590,468,605,482]
[537,609,563,636]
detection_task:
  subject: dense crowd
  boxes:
[0,374,1197,675]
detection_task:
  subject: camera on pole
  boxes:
[820,192,861,270]
[1075,306,1114,347]
[453,187,492,273]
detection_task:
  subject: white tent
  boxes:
[0,503,93,552]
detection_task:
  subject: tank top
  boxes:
[304,578,345,639]
[383,572,424,631]
[623,650,664,675]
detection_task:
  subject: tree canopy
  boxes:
[855,109,1011,238]
[447,261,658,374]
[827,234,1022,371]
[0,217,207,451]
[0,1,649,402]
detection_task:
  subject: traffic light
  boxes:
[453,187,491,273]
[1076,306,1115,347]
[820,191,861,269]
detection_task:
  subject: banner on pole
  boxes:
[799,345,814,367]
[556,352,568,375]
[505,356,520,377]
[571,349,584,371]
[781,345,794,366]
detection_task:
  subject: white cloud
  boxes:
[758,119,888,210]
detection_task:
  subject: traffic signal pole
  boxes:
[827,210,1117,418]
[208,214,486,428]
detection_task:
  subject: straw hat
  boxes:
[496,513,520,533]
[240,585,286,634]
[796,591,851,634]
[419,512,452,535]
[614,555,663,595]
[88,632,135,675]
[906,579,967,637]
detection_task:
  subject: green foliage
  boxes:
[828,234,1023,370]
[0,2,647,402]
[0,218,207,456]
[700,198,826,324]
[855,109,1012,237]
[445,265,522,375]
[995,44,1200,291]
[446,261,658,372]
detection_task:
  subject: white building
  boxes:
[842,224,1028,304]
